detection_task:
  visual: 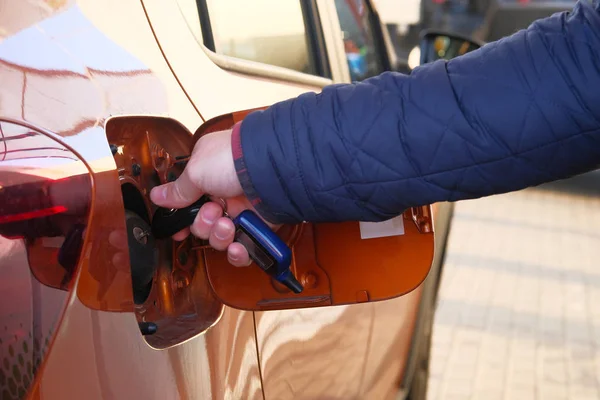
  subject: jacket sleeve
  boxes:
[231,0,600,225]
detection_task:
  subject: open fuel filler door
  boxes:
[192,108,435,311]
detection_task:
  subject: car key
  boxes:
[151,196,304,294]
[231,209,303,293]
[151,194,213,239]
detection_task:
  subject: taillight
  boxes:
[0,205,68,224]
[0,120,92,400]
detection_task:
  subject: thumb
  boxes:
[150,171,203,209]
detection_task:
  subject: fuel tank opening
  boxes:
[125,210,158,305]
[106,115,225,348]
[121,183,151,223]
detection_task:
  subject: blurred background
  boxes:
[376,1,600,399]
[376,0,577,70]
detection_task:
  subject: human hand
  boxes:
[149,128,278,267]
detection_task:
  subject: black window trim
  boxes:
[195,0,216,52]
[365,0,392,73]
[300,0,332,79]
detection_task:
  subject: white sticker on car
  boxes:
[359,216,405,239]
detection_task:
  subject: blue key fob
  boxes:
[151,201,303,294]
[232,210,303,294]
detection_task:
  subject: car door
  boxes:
[326,2,436,399]
[142,2,436,400]
[140,2,374,398]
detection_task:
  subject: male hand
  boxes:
[149,128,277,267]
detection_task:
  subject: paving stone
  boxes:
[428,185,600,399]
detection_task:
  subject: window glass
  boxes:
[204,0,317,75]
[334,0,383,81]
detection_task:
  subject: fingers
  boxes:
[147,195,253,267]
[112,252,129,271]
[190,202,235,251]
[191,203,251,266]
[190,203,245,262]
[190,202,224,239]
[227,242,251,267]
[150,170,202,209]
[172,228,190,242]
[208,218,235,251]
[108,230,130,271]
[108,230,128,250]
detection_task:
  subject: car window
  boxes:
[334,0,384,81]
[199,0,319,76]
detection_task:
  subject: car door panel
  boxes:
[140,2,438,400]
[38,300,262,400]
[141,0,332,122]
[359,289,423,399]
[255,289,421,400]
[255,304,371,399]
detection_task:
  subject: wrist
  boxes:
[231,120,281,224]
[231,120,259,203]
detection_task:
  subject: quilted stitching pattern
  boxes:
[239,0,600,224]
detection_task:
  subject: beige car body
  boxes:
[0,1,451,399]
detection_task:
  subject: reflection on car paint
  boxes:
[0,4,170,313]
[0,2,266,398]
[0,5,167,143]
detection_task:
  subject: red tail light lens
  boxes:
[0,205,68,224]
[0,120,92,399]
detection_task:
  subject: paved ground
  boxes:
[427,174,600,400]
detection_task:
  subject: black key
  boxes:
[151,194,212,239]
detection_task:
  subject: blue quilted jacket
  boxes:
[231,0,600,224]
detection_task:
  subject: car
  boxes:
[0,1,475,399]
[473,0,576,41]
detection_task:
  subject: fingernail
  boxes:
[214,221,231,240]
[201,207,220,224]
[151,186,166,201]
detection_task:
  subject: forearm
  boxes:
[233,0,600,225]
